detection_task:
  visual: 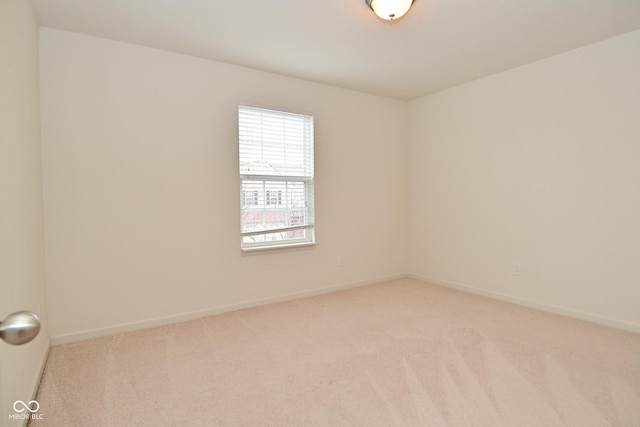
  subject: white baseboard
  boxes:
[51,273,407,345]
[408,273,640,334]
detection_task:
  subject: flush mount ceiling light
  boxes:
[366,0,414,21]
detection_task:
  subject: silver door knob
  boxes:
[0,311,40,345]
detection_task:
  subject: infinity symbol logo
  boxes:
[13,400,40,413]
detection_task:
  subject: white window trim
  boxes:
[238,104,315,251]
[240,240,317,254]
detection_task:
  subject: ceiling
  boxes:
[33,0,640,101]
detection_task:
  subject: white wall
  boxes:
[0,0,50,422]
[407,30,640,331]
[39,28,407,343]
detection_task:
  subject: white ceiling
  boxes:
[33,0,640,101]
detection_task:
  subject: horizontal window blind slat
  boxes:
[240,174,313,181]
[241,223,314,237]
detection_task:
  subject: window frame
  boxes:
[238,104,315,251]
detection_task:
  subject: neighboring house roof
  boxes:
[240,160,282,176]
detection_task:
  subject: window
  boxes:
[239,105,315,249]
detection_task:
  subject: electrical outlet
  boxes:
[337,256,345,267]
[513,262,522,276]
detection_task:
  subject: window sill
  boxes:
[241,241,317,255]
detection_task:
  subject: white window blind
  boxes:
[239,105,314,249]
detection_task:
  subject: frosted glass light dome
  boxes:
[367,0,414,21]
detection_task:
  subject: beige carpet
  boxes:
[33,278,640,426]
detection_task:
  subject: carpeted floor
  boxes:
[33,278,640,426]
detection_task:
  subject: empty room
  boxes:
[2,0,640,425]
